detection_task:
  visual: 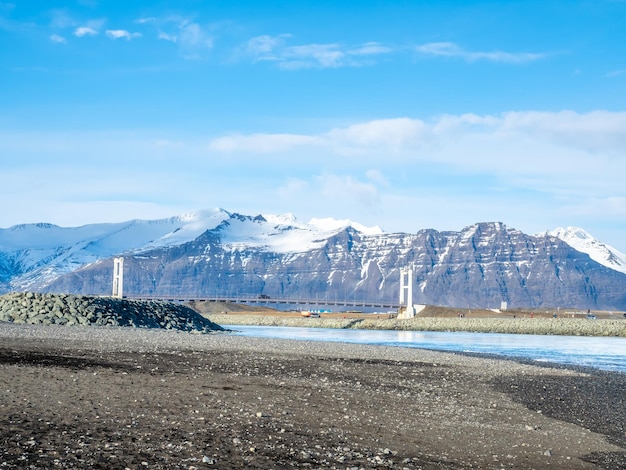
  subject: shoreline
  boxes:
[221,322,626,375]
[1,322,625,469]
[207,313,626,337]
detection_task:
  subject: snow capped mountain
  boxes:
[214,213,383,254]
[137,208,230,251]
[0,209,381,291]
[0,209,229,290]
[139,209,382,254]
[2,211,625,310]
[547,227,626,275]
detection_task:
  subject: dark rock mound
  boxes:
[0,292,224,333]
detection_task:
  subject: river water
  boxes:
[224,325,626,373]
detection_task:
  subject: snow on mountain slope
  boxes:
[548,227,626,275]
[0,208,383,290]
[0,208,232,289]
[137,209,230,250]
[307,217,383,237]
[217,213,383,253]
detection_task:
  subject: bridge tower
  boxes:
[398,267,415,319]
[112,257,124,298]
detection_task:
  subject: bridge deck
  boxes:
[124,295,400,310]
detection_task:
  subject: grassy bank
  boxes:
[210,314,626,337]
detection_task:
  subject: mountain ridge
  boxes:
[2,210,625,310]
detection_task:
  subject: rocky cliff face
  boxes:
[39,219,626,310]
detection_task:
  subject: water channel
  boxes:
[224,325,626,373]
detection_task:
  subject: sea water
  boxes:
[224,325,626,373]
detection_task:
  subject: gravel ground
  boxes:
[0,322,624,469]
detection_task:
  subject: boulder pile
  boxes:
[0,292,224,333]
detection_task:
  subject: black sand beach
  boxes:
[0,323,624,469]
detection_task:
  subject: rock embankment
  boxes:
[0,292,224,333]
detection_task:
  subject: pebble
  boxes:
[1,319,624,469]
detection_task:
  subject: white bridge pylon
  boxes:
[398,267,415,319]
[112,257,124,298]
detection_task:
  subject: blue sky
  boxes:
[1,0,626,250]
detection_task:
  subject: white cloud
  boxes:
[209,118,428,155]
[73,19,104,37]
[365,169,389,186]
[316,174,380,206]
[208,110,626,203]
[348,42,392,56]
[416,41,545,63]
[133,16,212,58]
[74,26,97,37]
[178,22,213,58]
[247,34,290,56]
[277,177,310,200]
[210,111,626,157]
[606,70,626,78]
[245,35,394,69]
[209,133,320,153]
[50,34,66,44]
[4,111,626,250]
[327,118,428,152]
[135,17,157,24]
[49,9,74,29]
[105,29,141,40]
[281,43,345,69]
[276,174,381,217]
[158,31,177,42]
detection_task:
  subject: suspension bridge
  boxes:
[113,257,414,315]
[124,294,401,310]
